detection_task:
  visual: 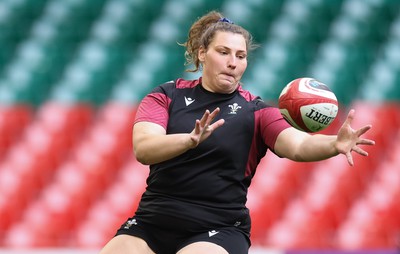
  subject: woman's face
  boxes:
[198,31,248,94]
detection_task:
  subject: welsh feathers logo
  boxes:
[228,103,241,114]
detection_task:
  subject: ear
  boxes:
[198,46,206,62]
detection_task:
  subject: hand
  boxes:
[335,109,375,166]
[189,108,225,148]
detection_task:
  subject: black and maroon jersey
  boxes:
[133,77,290,233]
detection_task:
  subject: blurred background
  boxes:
[0,0,399,253]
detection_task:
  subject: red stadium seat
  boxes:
[98,102,137,134]
[3,223,37,248]
[249,152,319,245]
[9,102,137,248]
[71,157,148,247]
[0,102,95,239]
[266,200,322,249]
[37,102,93,130]
[52,162,94,221]
[114,158,148,198]
[336,198,397,250]
[335,151,400,250]
[351,102,398,169]
[0,169,24,232]
[72,140,117,192]
[74,202,122,248]
[4,202,55,247]
[103,167,147,220]
[87,124,129,170]
[0,156,44,231]
[0,105,33,159]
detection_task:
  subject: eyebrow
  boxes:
[215,45,247,54]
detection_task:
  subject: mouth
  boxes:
[220,73,235,82]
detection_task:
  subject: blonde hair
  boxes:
[180,11,256,72]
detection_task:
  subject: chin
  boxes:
[219,82,238,93]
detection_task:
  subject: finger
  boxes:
[209,119,225,131]
[352,146,368,156]
[194,119,202,135]
[346,152,354,166]
[199,110,210,127]
[357,138,375,146]
[207,107,221,126]
[209,107,221,119]
[344,109,355,126]
[356,124,372,136]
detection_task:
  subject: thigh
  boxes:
[99,235,155,254]
[177,227,250,254]
[115,215,188,253]
[177,241,228,254]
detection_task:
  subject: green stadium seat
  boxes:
[222,0,284,43]
[308,0,399,105]
[242,0,344,102]
[360,12,400,102]
[46,0,167,106]
[107,0,228,104]
[0,0,47,73]
[0,0,109,106]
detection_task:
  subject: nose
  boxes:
[227,55,236,69]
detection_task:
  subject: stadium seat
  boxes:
[242,0,344,102]
[336,198,398,249]
[53,162,95,218]
[262,100,397,248]
[3,222,38,248]
[1,0,400,251]
[222,0,284,43]
[0,0,46,73]
[248,153,318,245]
[0,166,26,232]
[360,23,400,102]
[4,201,55,247]
[335,129,400,250]
[0,105,32,159]
[0,0,106,106]
[109,0,227,103]
[0,102,95,246]
[74,201,122,248]
[266,200,327,249]
[98,102,137,137]
[104,158,148,217]
[73,157,148,248]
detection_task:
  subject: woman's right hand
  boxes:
[189,108,225,148]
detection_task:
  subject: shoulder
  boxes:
[151,78,201,94]
[237,85,272,110]
[237,85,258,102]
[176,78,201,89]
[151,80,175,94]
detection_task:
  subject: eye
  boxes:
[237,54,247,60]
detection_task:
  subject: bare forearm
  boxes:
[134,133,192,165]
[294,134,339,162]
[276,110,374,166]
[133,109,225,165]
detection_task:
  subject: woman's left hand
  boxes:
[335,109,376,166]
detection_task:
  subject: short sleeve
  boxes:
[258,107,291,150]
[134,92,171,129]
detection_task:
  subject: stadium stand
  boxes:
[0,0,399,252]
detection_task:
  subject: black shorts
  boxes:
[115,214,250,254]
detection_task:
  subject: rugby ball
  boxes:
[278,77,338,133]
